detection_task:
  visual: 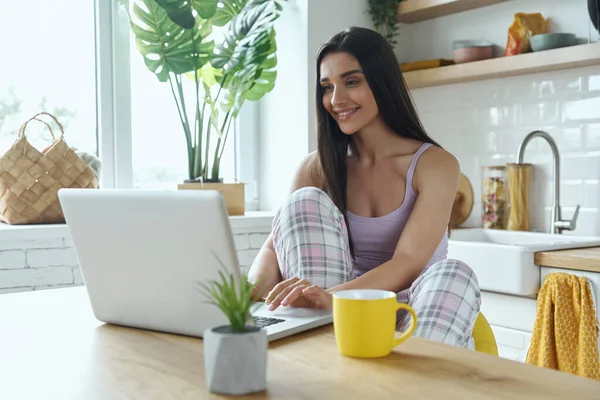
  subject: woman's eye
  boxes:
[322,85,332,92]
[346,80,358,86]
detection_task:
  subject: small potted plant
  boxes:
[199,258,267,396]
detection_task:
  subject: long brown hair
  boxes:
[316,27,442,257]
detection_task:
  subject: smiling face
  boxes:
[319,51,380,135]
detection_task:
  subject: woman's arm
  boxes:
[247,151,324,299]
[328,147,460,294]
[247,233,281,299]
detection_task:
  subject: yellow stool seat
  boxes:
[472,312,498,356]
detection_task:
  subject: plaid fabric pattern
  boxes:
[272,187,353,289]
[272,187,480,349]
[396,259,481,349]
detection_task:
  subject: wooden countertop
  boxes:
[535,247,600,273]
[1,287,599,399]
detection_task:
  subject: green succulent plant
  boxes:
[125,0,284,182]
[198,251,257,332]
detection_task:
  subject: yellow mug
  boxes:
[332,289,417,358]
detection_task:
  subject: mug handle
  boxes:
[393,303,418,347]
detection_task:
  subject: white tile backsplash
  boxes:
[411,65,600,236]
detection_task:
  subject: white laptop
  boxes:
[57,188,332,342]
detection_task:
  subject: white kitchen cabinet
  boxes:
[480,291,536,361]
[490,325,532,362]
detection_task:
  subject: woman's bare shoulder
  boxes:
[414,145,460,191]
[290,151,325,192]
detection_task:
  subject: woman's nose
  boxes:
[331,87,348,107]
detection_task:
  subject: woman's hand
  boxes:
[264,277,332,311]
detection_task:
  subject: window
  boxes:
[0,0,258,208]
[0,0,97,160]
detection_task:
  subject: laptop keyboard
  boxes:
[252,316,285,328]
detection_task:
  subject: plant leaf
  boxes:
[196,250,257,332]
[154,0,195,28]
[211,0,280,71]
[212,0,247,27]
[192,0,219,18]
[211,2,281,116]
[153,0,219,27]
[128,0,214,82]
[219,27,278,116]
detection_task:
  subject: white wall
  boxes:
[258,0,373,211]
[398,0,600,235]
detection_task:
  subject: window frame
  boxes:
[94,0,259,210]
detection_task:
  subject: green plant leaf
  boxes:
[197,250,257,332]
[185,62,223,87]
[211,0,280,72]
[192,0,219,18]
[212,0,247,27]
[246,29,277,101]
[154,0,195,28]
[367,0,403,46]
[154,0,218,27]
[247,69,276,101]
[220,28,278,116]
[128,0,215,82]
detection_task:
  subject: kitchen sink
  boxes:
[447,228,600,296]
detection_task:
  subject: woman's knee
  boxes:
[270,186,352,287]
[406,259,481,347]
[289,186,327,200]
[429,259,480,289]
[274,186,341,229]
[420,258,481,312]
[284,186,334,210]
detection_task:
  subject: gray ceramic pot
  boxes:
[203,325,268,396]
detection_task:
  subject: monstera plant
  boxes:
[126,0,283,182]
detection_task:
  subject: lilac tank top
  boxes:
[347,143,448,278]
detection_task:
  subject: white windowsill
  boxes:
[0,211,276,241]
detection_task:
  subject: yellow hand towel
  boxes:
[526,272,600,380]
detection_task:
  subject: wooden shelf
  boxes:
[403,42,600,89]
[397,0,509,23]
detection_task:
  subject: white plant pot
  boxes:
[203,325,268,395]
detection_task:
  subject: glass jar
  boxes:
[481,165,508,229]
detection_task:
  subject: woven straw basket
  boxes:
[0,112,99,225]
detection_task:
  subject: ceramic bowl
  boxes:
[530,33,577,52]
[452,40,494,64]
[452,40,494,50]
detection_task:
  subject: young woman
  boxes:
[247,26,481,349]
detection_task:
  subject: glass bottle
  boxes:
[481,166,508,229]
[506,163,532,231]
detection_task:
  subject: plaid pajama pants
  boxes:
[272,187,481,349]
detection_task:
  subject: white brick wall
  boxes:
[0,214,274,294]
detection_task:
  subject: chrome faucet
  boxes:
[515,130,580,234]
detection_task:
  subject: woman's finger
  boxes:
[303,285,332,309]
[265,277,299,304]
[302,285,321,295]
[267,278,309,310]
[281,285,308,307]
